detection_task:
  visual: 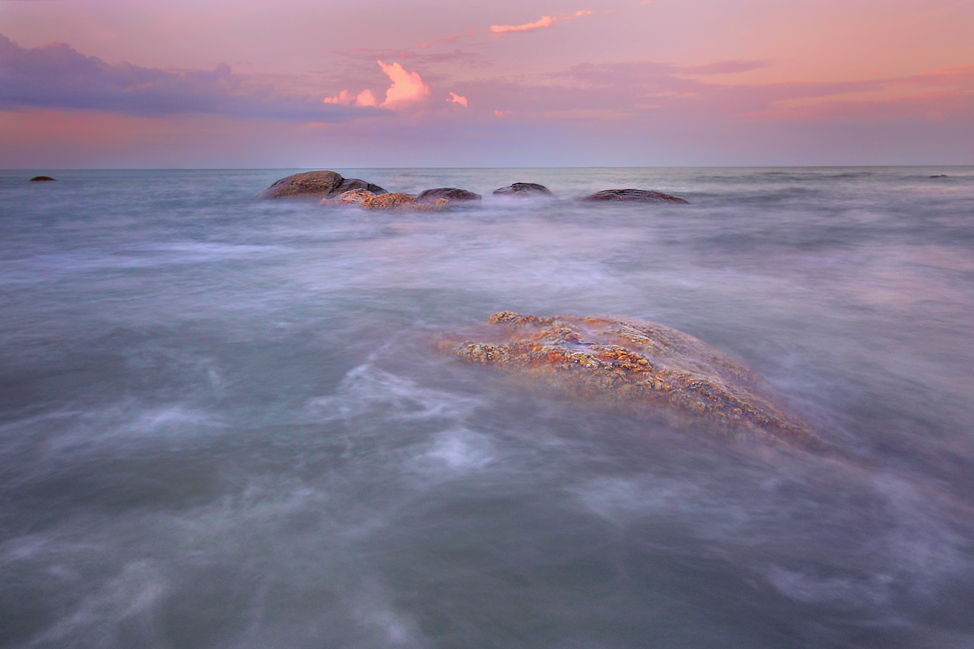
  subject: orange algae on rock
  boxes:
[321,189,375,206]
[442,312,824,450]
[361,192,418,209]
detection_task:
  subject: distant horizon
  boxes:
[5,164,973,172]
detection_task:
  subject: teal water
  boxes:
[1,167,973,648]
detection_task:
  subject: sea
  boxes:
[1,167,973,649]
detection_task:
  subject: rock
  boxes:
[321,189,375,206]
[361,192,418,209]
[440,312,823,450]
[417,188,481,203]
[29,176,56,182]
[335,177,387,195]
[409,198,451,212]
[258,170,386,199]
[493,182,553,197]
[929,174,949,178]
[581,189,689,204]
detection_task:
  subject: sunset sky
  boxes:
[2,0,973,168]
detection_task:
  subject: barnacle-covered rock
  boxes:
[440,312,823,450]
[321,189,375,206]
[361,192,418,209]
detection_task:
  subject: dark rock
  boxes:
[581,188,689,204]
[929,174,949,178]
[258,170,386,199]
[335,178,386,194]
[439,312,824,450]
[493,182,553,197]
[29,176,56,182]
[417,187,481,203]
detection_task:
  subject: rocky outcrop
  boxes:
[29,176,56,182]
[440,312,823,450]
[493,182,553,197]
[417,188,481,203]
[929,174,949,178]
[581,189,689,204]
[258,170,386,199]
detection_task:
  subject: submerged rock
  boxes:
[258,170,386,199]
[929,174,949,179]
[582,189,689,204]
[417,188,481,203]
[440,312,823,450]
[493,182,553,197]
[410,198,451,212]
[29,176,56,182]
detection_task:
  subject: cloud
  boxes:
[376,60,430,108]
[322,88,379,107]
[0,33,384,122]
[494,109,514,116]
[447,92,468,107]
[356,89,378,107]
[490,10,593,35]
[322,90,353,104]
[321,61,429,111]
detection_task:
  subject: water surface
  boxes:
[1,167,973,648]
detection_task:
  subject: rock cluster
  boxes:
[257,170,386,199]
[29,176,56,182]
[440,312,823,450]
[258,172,690,205]
[581,189,689,204]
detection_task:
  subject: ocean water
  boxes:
[1,167,973,648]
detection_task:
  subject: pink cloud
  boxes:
[377,60,430,108]
[322,90,353,105]
[490,10,593,35]
[356,89,378,107]
[323,61,429,110]
[321,88,379,107]
[447,91,468,107]
[494,109,514,116]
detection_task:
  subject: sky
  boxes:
[2,0,973,168]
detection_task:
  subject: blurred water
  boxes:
[1,167,973,648]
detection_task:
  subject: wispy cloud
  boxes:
[447,91,468,107]
[684,60,771,75]
[490,10,593,35]
[0,33,383,122]
[418,28,477,50]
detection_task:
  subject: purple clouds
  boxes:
[0,34,386,122]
